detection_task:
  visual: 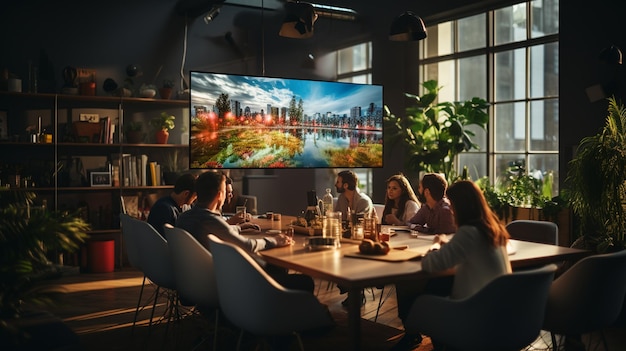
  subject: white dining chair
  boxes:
[163,224,220,350]
[405,264,557,351]
[207,234,335,351]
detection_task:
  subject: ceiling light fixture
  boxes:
[203,5,221,23]
[389,11,427,41]
[279,1,318,39]
[599,45,623,65]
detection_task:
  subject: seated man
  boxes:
[407,173,456,234]
[146,173,197,237]
[176,170,314,293]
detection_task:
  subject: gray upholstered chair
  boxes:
[405,264,557,351]
[119,213,147,335]
[120,214,178,335]
[163,224,220,350]
[543,249,626,350]
[506,219,559,245]
[207,234,334,351]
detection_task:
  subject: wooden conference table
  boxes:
[249,215,589,350]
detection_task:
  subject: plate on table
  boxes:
[305,236,339,251]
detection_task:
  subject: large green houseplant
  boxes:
[0,190,90,345]
[566,97,626,253]
[384,80,489,181]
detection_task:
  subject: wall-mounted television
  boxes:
[189,71,383,169]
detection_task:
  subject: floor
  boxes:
[36,267,626,351]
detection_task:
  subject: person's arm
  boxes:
[422,226,473,273]
[401,200,420,226]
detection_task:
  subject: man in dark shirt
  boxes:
[407,173,456,234]
[176,170,314,293]
[147,173,197,237]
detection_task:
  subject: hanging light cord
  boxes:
[261,0,265,76]
[180,15,189,92]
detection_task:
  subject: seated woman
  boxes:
[391,180,512,351]
[381,173,420,226]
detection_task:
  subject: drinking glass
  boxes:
[272,213,282,231]
[236,206,247,222]
[323,211,342,245]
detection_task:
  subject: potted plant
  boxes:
[0,190,90,347]
[384,80,489,182]
[124,121,144,144]
[162,149,187,184]
[150,112,175,144]
[159,79,174,100]
[566,97,626,253]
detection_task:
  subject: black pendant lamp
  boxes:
[389,11,427,41]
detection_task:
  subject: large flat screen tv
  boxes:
[189,71,383,169]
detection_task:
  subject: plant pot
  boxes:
[159,87,173,100]
[155,129,169,144]
[126,130,144,144]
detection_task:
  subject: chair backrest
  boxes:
[124,215,175,290]
[406,264,557,351]
[506,219,559,245]
[544,249,626,334]
[163,224,219,311]
[120,213,141,269]
[373,204,385,220]
[207,234,334,335]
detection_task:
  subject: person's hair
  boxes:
[225,176,233,185]
[421,173,448,201]
[446,180,509,247]
[338,170,357,191]
[383,173,419,221]
[173,173,197,194]
[195,171,226,204]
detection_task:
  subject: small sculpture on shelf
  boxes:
[150,112,175,144]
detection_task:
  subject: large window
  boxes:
[335,42,374,195]
[419,0,559,196]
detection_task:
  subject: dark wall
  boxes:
[2,0,622,207]
[559,1,626,189]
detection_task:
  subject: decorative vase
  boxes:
[155,129,169,144]
[159,87,173,100]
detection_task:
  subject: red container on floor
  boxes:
[87,240,115,273]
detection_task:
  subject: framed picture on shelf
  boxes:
[90,172,112,187]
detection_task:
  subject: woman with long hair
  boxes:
[382,173,420,225]
[391,180,512,351]
[423,179,512,298]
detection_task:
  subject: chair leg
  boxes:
[600,330,609,351]
[374,285,395,323]
[131,274,147,336]
[295,332,304,351]
[148,285,161,335]
[550,332,558,350]
[236,329,244,351]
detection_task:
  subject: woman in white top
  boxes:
[391,180,512,351]
[382,173,420,226]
